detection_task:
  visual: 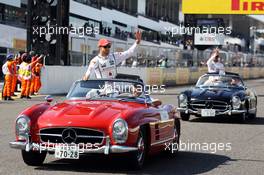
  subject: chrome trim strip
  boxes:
[190,100,228,104]
[39,127,105,145]
[214,105,227,107]
[38,134,106,139]
[128,126,140,133]
[177,107,247,116]
[110,145,138,153]
[37,133,62,137]
[40,127,105,135]
[9,141,26,150]
[248,108,257,112]
[190,100,228,111]
[155,124,174,130]
[77,135,106,139]
[151,136,175,146]
[157,119,175,124]
[9,141,138,154]
[150,119,174,127]
[191,104,206,107]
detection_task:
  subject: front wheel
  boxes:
[128,128,148,169]
[165,118,181,156]
[248,108,257,119]
[22,150,47,166]
[180,113,190,121]
[234,113,247,123]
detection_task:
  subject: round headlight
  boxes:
[179,94,188,107]
[16,115,30,134]
[232,96,241,109]
[112,119,128,144]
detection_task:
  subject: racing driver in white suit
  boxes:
[82,30,141,80]
[206,48,225,75]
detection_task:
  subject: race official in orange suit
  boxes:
[29,55,39,95]
[33,60,43,94]
[2,54,15,101]
[11,55,19,96]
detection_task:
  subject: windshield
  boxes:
[196,75,244,88]
[66,79,149,103]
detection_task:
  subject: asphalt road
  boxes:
[1,79,264,175]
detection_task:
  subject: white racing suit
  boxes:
[207,56,225,75]
[85,42,137,79]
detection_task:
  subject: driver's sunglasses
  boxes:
[103,45,111,49]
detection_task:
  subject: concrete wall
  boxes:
[40,66,147,94]
[40,66,264,94]
[40,66,86,94]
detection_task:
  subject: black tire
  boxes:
[22,150,47,166]
[129,127,148,169]
[248,110,257,119]
[180,113,190,121]
[235,113,247,123]
[248,104,257,119]
[165,118,181,156]
[173,118,181,153]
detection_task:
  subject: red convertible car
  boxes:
[10,78,180,169]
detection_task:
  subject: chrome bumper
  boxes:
[9,136,138,154]
[177,107,247,116]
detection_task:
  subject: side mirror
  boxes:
[45,95,53,103]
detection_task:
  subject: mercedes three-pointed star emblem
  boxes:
[62,128,77,143]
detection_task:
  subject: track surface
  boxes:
[1,79,264,175]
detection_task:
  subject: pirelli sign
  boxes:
[182,0,264,14]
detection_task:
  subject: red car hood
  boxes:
[37,100,144,129]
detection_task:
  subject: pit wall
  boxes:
[40,66,264,94]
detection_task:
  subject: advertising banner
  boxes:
[194,33,225,45]
[183,0,264,14]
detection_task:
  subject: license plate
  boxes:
[55,145,79,159]
[201,109,216,117]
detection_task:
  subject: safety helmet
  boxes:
[6,54,14,60]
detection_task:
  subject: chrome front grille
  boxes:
[39,128,105,144]
[190,100,228,111]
